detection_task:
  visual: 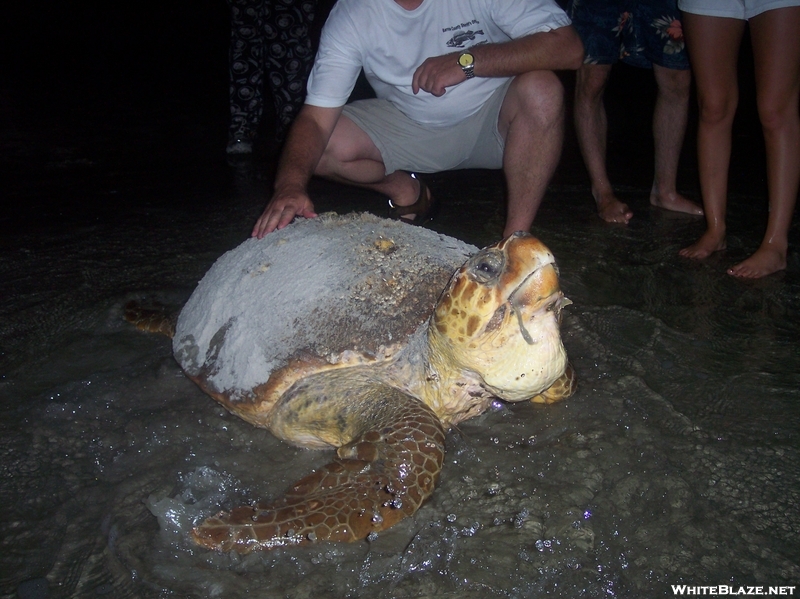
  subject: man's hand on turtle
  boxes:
[412,53,466,97]
[251,191,318,238]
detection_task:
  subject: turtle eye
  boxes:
[467,249,504,284]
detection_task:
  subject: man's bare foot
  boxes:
[679,230,726,260]
[595,192,633,224]
[727,244,787,278]
[650,189,704,216]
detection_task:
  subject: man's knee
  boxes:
[316,115,382,175]
[654,65,691,100]
[575,63,612,101]
[503,71,565,126]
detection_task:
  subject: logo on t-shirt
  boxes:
[445,29,484,48]
[442,19,485,48]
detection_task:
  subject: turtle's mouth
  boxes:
[507,264,569,345]
[510,294,535,345]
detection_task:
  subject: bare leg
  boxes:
[650,64,703,215]
[679,14,745,260]
[573,63,633,223]
[315,114,427,210]
[498,71,566,236]
[727,7,800,278]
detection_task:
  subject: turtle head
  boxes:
[429,232,570,401]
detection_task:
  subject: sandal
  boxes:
[388,174,438,226]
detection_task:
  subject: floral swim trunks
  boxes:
[568,0,690,69]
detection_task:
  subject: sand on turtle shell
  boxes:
[173,213,477,401]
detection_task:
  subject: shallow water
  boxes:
[3,12,800,598]
[3,149,799,597]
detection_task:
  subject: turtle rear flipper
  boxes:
[124,300,177,338]
[191,381,446,553]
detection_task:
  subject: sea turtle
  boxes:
[126,212,575,553]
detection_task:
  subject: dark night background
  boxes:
[0,0,773,238]
[2,1,232,234]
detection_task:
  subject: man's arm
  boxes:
[412,25,584,97]
[251,104,344,238]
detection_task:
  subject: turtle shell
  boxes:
[173,213,476,417]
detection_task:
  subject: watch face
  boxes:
[458,53,474,68]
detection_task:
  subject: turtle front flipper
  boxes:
[192,372,446,553]
[531,362,576,404]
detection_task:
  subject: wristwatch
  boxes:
[458,52,475,79]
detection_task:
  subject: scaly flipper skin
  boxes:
[191,382,446,553]
[531,363,577,404]
[123,301,176,338]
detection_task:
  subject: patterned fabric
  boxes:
[568,0,690,69]
[227,0,318,143]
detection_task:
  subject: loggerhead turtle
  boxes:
[126,213,575,553]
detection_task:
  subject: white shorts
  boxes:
[678,0,800,19]
[340,80,511,175]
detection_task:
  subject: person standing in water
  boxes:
[226,0,321,154]
[678,1,800,278]
[568,0,704,223]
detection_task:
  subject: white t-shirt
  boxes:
[306,0,572,127]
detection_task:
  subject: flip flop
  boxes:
[388,174,439,226]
